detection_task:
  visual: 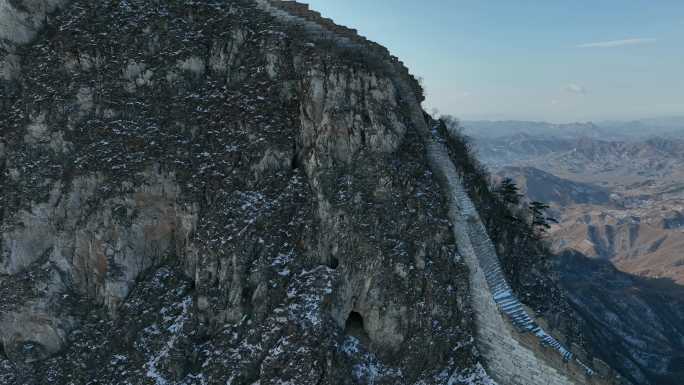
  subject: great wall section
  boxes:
[257,1,621,384]
[1,0,623,383]
[426,130,608,385]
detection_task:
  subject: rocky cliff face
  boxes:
[0,1,649,385]
[0,1,491,383]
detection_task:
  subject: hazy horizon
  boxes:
[460,115,684,125]
[305,0,684,123]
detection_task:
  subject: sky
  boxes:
[304,0,684,123]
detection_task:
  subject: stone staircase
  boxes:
[427,137,582,358]
[426,135,604,384]
[254,1,611,384]
[464,199,575,361]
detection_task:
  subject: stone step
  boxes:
[424,133,592,376]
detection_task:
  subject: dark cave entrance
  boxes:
[344,311,369,343]
[291,140,302,171]
[329,257,339,269]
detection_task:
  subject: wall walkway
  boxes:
[254,2,614,384]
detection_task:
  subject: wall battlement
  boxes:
[257,0,424,103]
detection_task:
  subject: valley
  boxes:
[466,119,684,285]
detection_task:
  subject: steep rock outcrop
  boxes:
[1,1,487,383]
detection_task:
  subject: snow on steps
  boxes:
[426,132,602,384]
[253,1,602,383]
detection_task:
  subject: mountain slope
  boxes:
[550,204,684,285]
[556,251,684,385]
[1,1,486,383]
[496,166,613,207]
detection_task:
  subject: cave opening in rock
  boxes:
[329,257,339,269]
[291,141,302,170]
[344,311,369,342]
[291,152,300,170]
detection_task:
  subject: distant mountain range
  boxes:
[598,117,684,139]
[467,120,684,286]
[463,120,605,140]
[472,133,684,188]
[463,117,684,141]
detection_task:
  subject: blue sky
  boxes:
[304,0,684,123]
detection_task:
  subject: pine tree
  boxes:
[496,178,522,206]
[529,201,557,236]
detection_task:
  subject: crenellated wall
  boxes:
[255,0,424,103]
[256,2,622,384]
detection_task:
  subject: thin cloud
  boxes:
[577,38,656,48]
[564,84,587,95]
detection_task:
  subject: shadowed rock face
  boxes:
[0,1,489,383]
[496,166,613,207]
[556,251,684,385]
